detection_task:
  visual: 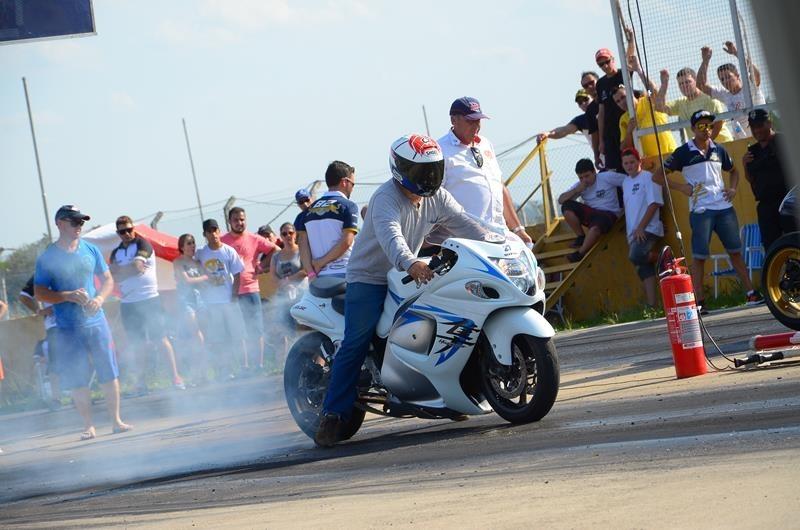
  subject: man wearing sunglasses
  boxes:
[653,110,763,312]
[433,96,532,249]
[537,88,599,151]
[34,205,131,440]
[296,160,360,280]
[110,216,185,393]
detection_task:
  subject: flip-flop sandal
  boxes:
[80,427,96,441]
[111,424,133,435]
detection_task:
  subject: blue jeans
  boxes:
[53,319,119,390]
[689,207,742,259]
[323,282,387,418]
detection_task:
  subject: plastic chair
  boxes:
[710,223,764,297]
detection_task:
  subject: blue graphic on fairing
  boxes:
[433,317,479,366]
[388,289,403,305]
[468,250,511,283]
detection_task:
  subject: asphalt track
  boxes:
[2,305,799,528]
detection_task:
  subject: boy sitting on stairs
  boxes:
[558,158,623,263]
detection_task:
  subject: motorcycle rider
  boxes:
[315,134,491,447]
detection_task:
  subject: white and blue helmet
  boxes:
[389,134,445,197]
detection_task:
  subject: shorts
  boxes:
[238,292,264,339]
[120,296,168,344]
[200,302,246,344]
[628,233,660,280]
[689,207,742,259]
[561,200,618,233]
[52,320,119,390]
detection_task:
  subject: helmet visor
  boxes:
[406,160,444,197]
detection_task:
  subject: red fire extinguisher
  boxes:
[659,250,707,378]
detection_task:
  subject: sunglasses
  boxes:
[695,122,714,131]
[116,227,134,235]
[581,79,596,88]
[470,146,484,168]
[281,231,295,237]
[343,177,356,187]
[69,219,85,228]
[597,59,611,67]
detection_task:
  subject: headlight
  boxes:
[491,252,537,295]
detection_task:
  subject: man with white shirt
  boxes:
[297,160,360,280]
[653,110,763,312]
[697,42,766,138]
[110,216,185,393]
[616,148,665,307]
[558,158,623,262]
[434,97,532,249]
[20,275,62,408]
[196,218,248,380]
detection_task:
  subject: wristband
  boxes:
[512,226,526,234]
[307,271,317,280]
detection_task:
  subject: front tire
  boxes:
[479,334,559,424]
[283,332,365,441]
[762,232,800,331]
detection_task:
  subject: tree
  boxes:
[0,235,50,318]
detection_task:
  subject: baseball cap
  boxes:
[621,147,641,161]
[575,88,591,102]
[595,48,613,61]
[202,218,219,232]
[295,188,311,203]
[748,108,770,125]
[690,110,715,126]
[449,97,490,120]
[55,204,90,222]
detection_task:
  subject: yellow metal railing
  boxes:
[503,138,557,235]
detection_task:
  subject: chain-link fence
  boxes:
[615,0,774,142]
[499,137,595,227]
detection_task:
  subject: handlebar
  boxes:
[401,252,449,284]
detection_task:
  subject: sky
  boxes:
[0,0,615,250]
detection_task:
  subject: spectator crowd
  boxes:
[539,26,794,315]
[7,28,795,442]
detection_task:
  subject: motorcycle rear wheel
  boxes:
[479,334,559,424]
[762,232,800,331]
[283,332,366,441]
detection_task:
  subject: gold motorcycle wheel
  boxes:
[763,234,800,330]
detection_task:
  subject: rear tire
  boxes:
[283,332,365,441]
[479,334,559,424]
[762,232,800,331]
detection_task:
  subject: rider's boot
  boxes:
[314,412,344,448]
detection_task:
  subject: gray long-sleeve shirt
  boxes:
[347,180,489,285]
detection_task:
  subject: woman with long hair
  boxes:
[269,222,307,360]
[173,233,209,383]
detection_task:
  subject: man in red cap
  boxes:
[595,47,624,171]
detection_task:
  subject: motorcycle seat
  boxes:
[309,276,347,298]
[332,294,346,315]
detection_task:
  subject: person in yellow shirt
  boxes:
[655,64,733,143]
[614,84,677,158]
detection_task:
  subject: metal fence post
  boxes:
[729,0,754,109]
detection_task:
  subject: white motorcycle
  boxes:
[284,233,560,441]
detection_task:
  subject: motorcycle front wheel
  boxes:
[762,232,800,330]
[479,334,559,424]
[283,332,366,441]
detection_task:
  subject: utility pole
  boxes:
[182,118,205,224]
[22,77,53,242]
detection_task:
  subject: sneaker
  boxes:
[566,251,583,263]
[746,290,765,306]
[696,300,709,316]
[173,377,186,391]
[570,235,585,249]
[314,412,343,448]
